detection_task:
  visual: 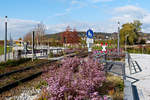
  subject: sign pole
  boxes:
[86,29,94,52]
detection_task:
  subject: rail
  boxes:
[0,51,89,93]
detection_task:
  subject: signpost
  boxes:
[101,43,108,54]
[86,29,94,52]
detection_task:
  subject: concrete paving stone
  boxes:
[126,53,150,100]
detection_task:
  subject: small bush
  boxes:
[48,52,54,58]
[43,57,106,99]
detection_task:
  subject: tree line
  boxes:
[23,20,146,46]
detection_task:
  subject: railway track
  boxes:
[0,51,89,94]
[0,60,56,94]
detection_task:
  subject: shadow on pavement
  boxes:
[132,85,140,100]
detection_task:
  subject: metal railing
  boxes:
[125,53,141,100]
[94,53,136,100]
[126,53,142,74]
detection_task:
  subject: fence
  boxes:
[125,53,143,100]
[126,53,142,74]
[0,48,64,62]
[94,52,137,100]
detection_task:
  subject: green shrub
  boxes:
[48,52,54,58]
[127,46,150,54]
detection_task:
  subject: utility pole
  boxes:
[8,33,11,60]
[4,16,8,62]
[117,21,120,55]
[32,31,35,61]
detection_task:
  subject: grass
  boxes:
[0,58,31,67]
[127,47,150,54]
[98,73,124,100]
[35,80,48,89]
[0,45,11,55]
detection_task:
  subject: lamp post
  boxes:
[4,16,8,62]
[117,21,120,55]
[125,34,129,53]
[32,31,35,61]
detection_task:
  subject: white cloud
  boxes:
[46,21,117,34]
[111,5,150,33]
[46,5,150,34]
[114,5,147,19]
[0,18,39,40]
[2,5,150,41]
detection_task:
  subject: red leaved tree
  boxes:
[61,26,80,44]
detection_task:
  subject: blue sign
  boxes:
[86,29,94,38]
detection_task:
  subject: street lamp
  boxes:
[32,31,35,61]
[125,34,129,53]
[117,21,120,55]
[4,16,8,62]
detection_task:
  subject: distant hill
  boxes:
[44,32,63,41]
[44,31,117,41]
[44,31,150,41]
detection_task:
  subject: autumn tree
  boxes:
[61,26,80,44]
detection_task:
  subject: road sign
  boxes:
[86,38,94,43]
[86,29,94,38]
[101,43,108,53]
[86,29,94,52]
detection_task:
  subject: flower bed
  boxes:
[41,57,106,99]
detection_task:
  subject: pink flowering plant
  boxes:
[44,57,107,100]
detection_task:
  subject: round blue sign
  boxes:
[86,29,94,38]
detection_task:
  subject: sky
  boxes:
[0,0,150,40]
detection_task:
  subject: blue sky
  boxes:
[0,0,150,40]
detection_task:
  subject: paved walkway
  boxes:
[126,54,150,100]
